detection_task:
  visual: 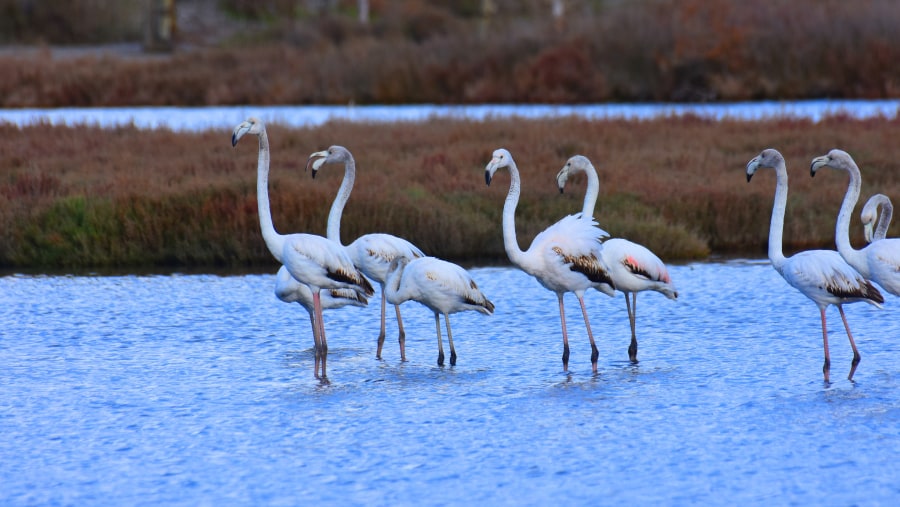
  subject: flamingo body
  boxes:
[307,145,426,361]
[232,118,373,380]
[557,155,676,362]
[747,148,882,382]
[811,149,900,297]
[485,148,615,373]
[385,256,494,366]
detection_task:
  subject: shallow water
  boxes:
[3,99,900,132]
[2,261,899,505]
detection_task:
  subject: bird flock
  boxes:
[232,117,897,383]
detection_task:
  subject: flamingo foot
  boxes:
[590,344,599,373]
[398,330,407,362]
[376,331,386,360]
[437,351,445,367]
[628,339,639,364]
[823,358,831,384]
[848,352,861,381]
[562,344,570,372]
[450,350,457,366]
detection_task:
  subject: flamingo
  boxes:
[485,148,616,374]
[811,149,900,297]
[306,145,426,361]
[557,155,677,363]
[384,256,494,366]
[274,265,367,351]
[232,118,373,379]
[861,194,892,243]
[746,148,883,382]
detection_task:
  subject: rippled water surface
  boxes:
[2,262,899,505]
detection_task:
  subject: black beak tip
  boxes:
[746,173,752,183]
[558,188,564,194]
[231,134,237,147]
[312,169,319,179]
[485,171,492,186]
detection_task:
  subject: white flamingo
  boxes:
[557,155,677,363]
[746,148,883,382]
[232,118,373,379]
[485,148,616,373]
[861,193,892,243]
[274,265,367,350]
[811,149,900,297]
[384,256,494,366]
[307,145,426,361]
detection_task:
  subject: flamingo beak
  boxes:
[306,151,328,178]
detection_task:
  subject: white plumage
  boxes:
[232,118,373,380]
[861,194,892,243]
[274,265,367,346]
[307,145,426,362]
[811,149,900,297]
[485,148,615,373]
[747,148,883,383]
[557,155,677,363]
[384,256,494,366]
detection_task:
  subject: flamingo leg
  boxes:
[577,295,599,374]
[308,310,321,379]
[558,293,569,372]
[444,313,457,366]
[837,305,862,381]
[626,292,639,363]
[435,313,445,366]
[376,285,387,359]
[820,307,831,384]
[313,290,328,379]
[395,304,407,361]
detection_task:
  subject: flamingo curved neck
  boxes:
[255,130,285,262]
[876,198,893,240]
[384,264,407,303]
[327,156,356,246]
[500,160,528,267]
[767,161,789,269]
[835,161,866,272]
[579,162,600,218]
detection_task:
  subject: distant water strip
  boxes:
[3,100,899,132]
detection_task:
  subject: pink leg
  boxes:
[308,310,320,379]
[577,295,599,374]
[444,313,457,366]
[395,304,407,361]
[820,307,831,384]
[313,290,328,379]
[558,293,569,371]
[376,285,387,359]
[837,305,861,381]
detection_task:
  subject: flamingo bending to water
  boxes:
[384,256,494,366]
[307,145,425,361]
[557,155,677,363]
[861,194,892,243]
[746,148,883,382]
[485,148,615,373]
[232,118,373,379]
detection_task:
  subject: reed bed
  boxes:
[2,116,900,270]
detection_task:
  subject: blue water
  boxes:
[3,99,900,132]
[2,261,899,505]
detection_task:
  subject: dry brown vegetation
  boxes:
[3,0,900,106]
[3,116,900,270]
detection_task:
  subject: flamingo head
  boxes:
[231,117,264,147]
[860,194,888,243]
[810,149,856,178]
[746,148,784,182]
[557,155,592,194]
[485,148,514,186]
[306,145,352,179]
